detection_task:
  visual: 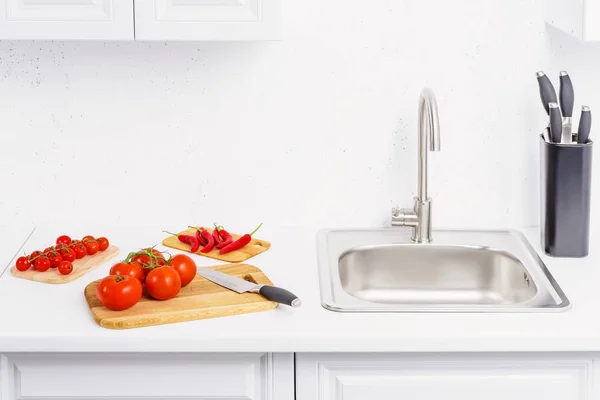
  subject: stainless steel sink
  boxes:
[317,229,570,312]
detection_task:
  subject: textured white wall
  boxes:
[0,1,556,230]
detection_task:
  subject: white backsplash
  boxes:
[0,1,585,231]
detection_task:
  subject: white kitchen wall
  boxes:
[0,1,561,231]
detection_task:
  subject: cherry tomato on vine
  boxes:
[58,246,76,263]
[47,251,63,268]
[58,261,73,275]
[43,246,55,254]
[84,240,99,256]
[97,237,109,251]
[56,235,72,246]
[34,257,51,272]
[29,250,42,261]
[15,256,31,272]
[82,235,95,241]
[71,243,87,259]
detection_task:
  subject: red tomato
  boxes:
[47,251,63,268]
[109,262,144,283]
[56,235,72,246]
[43,246,55,254]
[72,243,87,259]
[97,237,109,251]
[168,254,197,287]
[29,250,42,261]
[58,261,73,275]
[84,240,99,256]
[58,246,76,263]
[96,275,143,311]
[34,256,51,272]
[145,266,181,300]
[82,235,95,241]
[15,256,31,272]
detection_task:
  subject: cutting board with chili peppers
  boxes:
[161,227,271,263]
[10,246,120,284]
[84,263,277,330]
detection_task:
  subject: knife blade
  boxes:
[559,71,575,143]
[549,102,562,143]
[197,268,302,308]
[537,71,558,116]
[577,106,592,144]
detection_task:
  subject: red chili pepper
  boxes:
[200,229,215,253]
[219,223,262,255]
[188,226,208,246]
[163,230,200,253]
[212,228,221,246]
[213,223,234,249]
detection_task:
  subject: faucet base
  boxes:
[391,197,433,243]
[412,197,433,243]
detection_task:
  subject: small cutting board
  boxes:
[162,227,270,263]
[11,246,120,284]
[84,263,277,330]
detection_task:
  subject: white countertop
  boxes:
[1,224,600,353]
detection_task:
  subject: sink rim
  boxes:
[317,228,571,313]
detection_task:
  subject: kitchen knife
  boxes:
[559,71,575,143]
[536,71,558,116]
[577,106,592,144]
[549,102,562,143]
[197,268,302,308]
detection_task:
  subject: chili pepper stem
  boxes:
[249,222,263,237]
[162,230,180,236]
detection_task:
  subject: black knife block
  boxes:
[540,134,593,257]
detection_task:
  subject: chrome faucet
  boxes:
[392,88,441,242]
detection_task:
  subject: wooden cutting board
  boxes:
[162,227,270,263]
[10,246,120,284]
[84,263,278,330]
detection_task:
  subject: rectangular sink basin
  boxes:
[317,229,570,312]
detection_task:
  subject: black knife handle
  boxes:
[578,106,592,144]
[560,71,575,118]
[537,72,558,115]
[259,285,302,308]
[549,102,563,143]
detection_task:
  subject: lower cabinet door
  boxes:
[0,352,293,400]
[296,353,592,400]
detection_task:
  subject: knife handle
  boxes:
[258,285,302,308]
[537,71,558,115]
[559,71,574,118]
[549,102,563,143]
[578,106,592,144]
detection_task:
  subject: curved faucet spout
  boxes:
[418,88,441,201]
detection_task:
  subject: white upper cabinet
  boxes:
[0,0,134,40]
[134,0,281,40]
[545,0,600,41]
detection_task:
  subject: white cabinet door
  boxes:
[297,353,592,400]
[0,0,134,40]
[545,0,600,41]
[0,353,294,400]
[134,0,280,41]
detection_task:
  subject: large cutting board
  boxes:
[10,246,120,284]
[84,263,277,330]
[162,227,270,263]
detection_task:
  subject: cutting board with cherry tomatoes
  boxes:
[161,227,271,263]
[84,263,277,330]
[10,246,120,284]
